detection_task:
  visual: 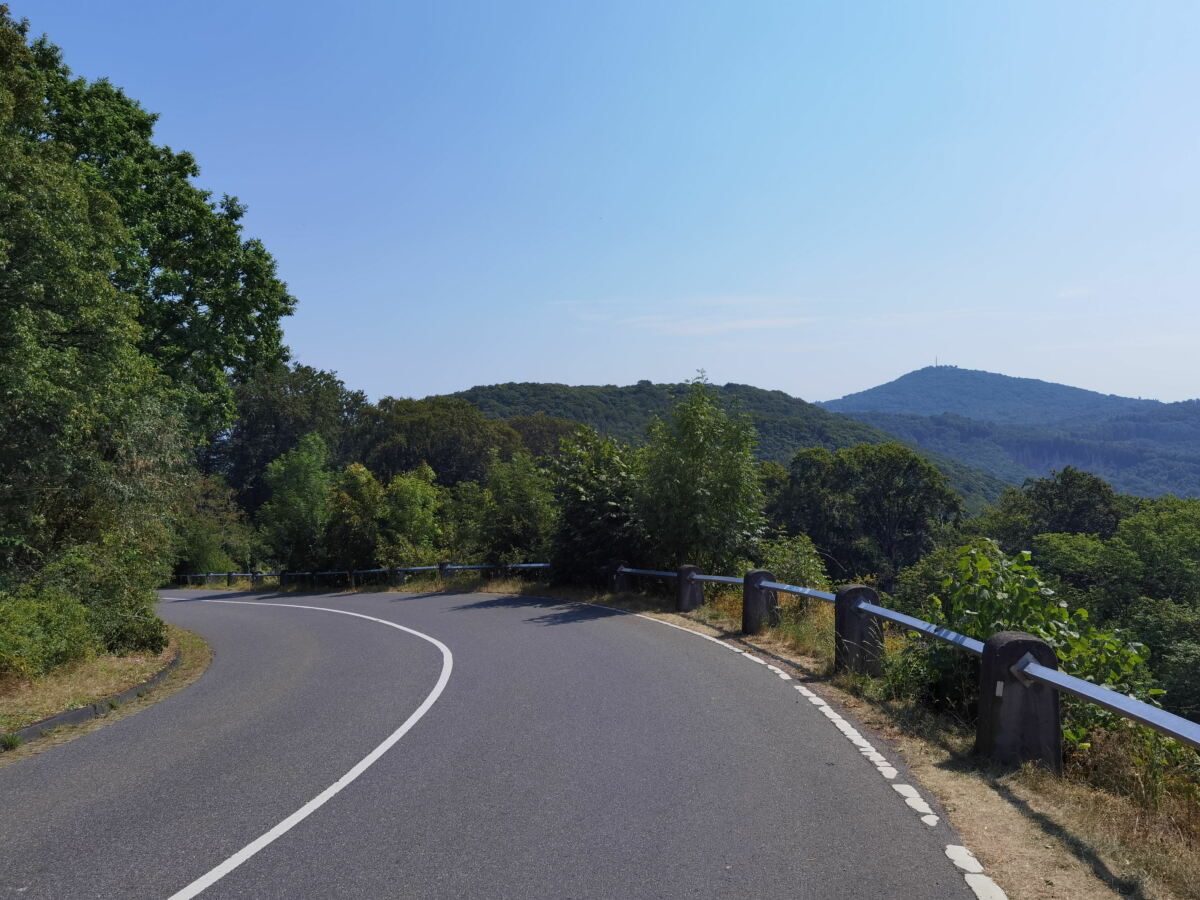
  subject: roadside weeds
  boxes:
[0,624,212,766]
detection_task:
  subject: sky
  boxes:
[25,1,1200,403]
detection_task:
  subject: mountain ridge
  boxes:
[448,380,1009,511]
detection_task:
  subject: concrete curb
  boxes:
[9,646,183,745]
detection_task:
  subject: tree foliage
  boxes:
[638,378,764,572]
[551,428,647,583]
[257,434,333,571]
[775,443,961,587]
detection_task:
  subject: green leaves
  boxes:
[638,377,765,572]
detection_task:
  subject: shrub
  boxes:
[0,589,95,679]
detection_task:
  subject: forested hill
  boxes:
[820,367,1200,498]
[821,365,1159,425]
[449,381,1010,510]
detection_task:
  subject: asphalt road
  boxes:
[0,589,978,898]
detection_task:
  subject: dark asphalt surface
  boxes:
[0,589,975,898]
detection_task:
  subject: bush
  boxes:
[0,589,95,679]
[888,539,1156,745]
[551,429,647,584]
[758,533,829,590]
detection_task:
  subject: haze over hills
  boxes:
[820,366,1200,498]
[450,380,1010,511]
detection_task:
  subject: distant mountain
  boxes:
[821,366,1158,425]
[449,381,1010,511]
[820,367,1200,498]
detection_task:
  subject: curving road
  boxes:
[0,589,981,898]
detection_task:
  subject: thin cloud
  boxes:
[621,314,820,336]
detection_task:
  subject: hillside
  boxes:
[821,368,1200,498]
[821,365,1159,425]
[449,381,1010,511]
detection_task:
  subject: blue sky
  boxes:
[27,1,1200,402]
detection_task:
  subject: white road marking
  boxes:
[165,599,453,900]
[496,595,1006,895]
[945,845,984,874]
[964,872,1008,899]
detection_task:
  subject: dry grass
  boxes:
[0,640,176,733]
[0,624,211,765]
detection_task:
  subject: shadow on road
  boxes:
[448,593,628,626]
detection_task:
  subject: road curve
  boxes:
[0,590,977,898]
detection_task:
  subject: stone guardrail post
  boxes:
[742,569,777,635]
[976,631,1062,773]
[676,565,702,612]
[834,584,884,677]
[608,562,633,593]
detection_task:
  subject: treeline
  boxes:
[453,380,1010,511]
[0,11,292,677]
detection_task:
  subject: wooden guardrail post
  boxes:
[742,569,777,634]
[676,565,702,612]
[976,631,1062,773]
[438,561,452,581]
[834,584,884,677]
[227,571,235,587]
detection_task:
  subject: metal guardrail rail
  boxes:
[1017,659,1200,752]
[185,558,1200,751]
[617,567,678,578]
[619,564,1200,752]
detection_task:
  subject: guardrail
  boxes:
[613,562,1200,768]
[179,558,1199,766]
[179,561,550,590]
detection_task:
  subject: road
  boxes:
[0,589,980,898]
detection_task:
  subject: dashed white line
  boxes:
[164,599,453,900]
[522,596,1006,898]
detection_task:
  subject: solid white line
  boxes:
[166,599,453,900]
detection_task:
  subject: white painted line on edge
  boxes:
[166,599,453,900]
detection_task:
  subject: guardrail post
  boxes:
[348,569,356,588]
[387,566,401,588]
[676,565,702,612]
[227,571,235,587]
[742,569,778,634]
[608,562,633,593]
[834,585,884,677]
[251,571,262,588]
[976,631,1062,773]
[438,561,452,580]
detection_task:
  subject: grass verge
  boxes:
[0,623,211,765]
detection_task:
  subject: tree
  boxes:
[972,467,1139,553]
[638,378,764,572]
[551,428,647,583]
[326,464,385,570]
[379,463,444,566]
[480,451,557,564]
[20,26,295,435]
[507,412,581,460]
[257,434,333,570]
[775,443,961,586]
[210,362,369,514]
[1,11,180,655]
[360,397,521,485]
[173,474,257,575]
